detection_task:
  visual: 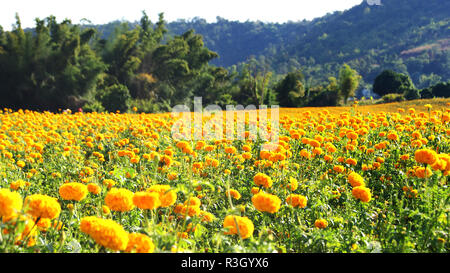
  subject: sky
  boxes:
[1,0,365,30]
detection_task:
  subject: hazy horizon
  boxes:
[1,0,365,30]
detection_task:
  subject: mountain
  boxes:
[268,0,450,87]
[86,0,450,88]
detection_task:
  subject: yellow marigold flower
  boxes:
[223,215,254,239]
[414,148,437,165]
[253,173,273,188]
[199,210,215,222]
[24,194,61,219]
[147,185,177,207]
[252,192,281,213]
[105,188,135,212]
[126,233,155,253]
[133,191,161,210]
[226,189,241,200]
[348,172,365,187]
[300,149,311,159]
[36,218,51,232]
[16,160,26,168]
[0,188,23,218]
[333,165,345,173]
[314,219,328,229]
[59,182,88,201]
[242,152,252,160]
[80,216,129,251]
[183,196,201,208]
[286,194,307,208]
[10,179,26,191]
[102,179,116,189]
[287,177,298,191]
[312,147,323,156]
[102,205,111,215]
[352,186,372,202]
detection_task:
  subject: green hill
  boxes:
[85,0,449,89]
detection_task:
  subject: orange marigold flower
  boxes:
[286,194,307,208]
[147,185,177,207]
[226,189,241,200]
[352,186,372,202]
[0,188,23,218]
[251,192,281,213]
[333,165,345,173]
[348,172,365,187]
[126,233,155,253]
[223,215,254,239]
[253,173,273,188]
[199,210,215,222]
[87,183,101,195]
[400,154,410,161]
[345,158,357,166]
[59,182,88,201]
[80,216,129,251]
[24,194,61,219]
[414,148,437,165]
[133,191,161,210]
[250,187,262,195]
[105,188,135,212]
[183,196,201,208]
[415,166,432,178]
[167,172,178,181]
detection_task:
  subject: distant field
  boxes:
[279,98,450,117]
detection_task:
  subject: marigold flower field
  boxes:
[0,99,449,253]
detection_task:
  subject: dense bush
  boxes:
[97,84,131,113]
[404,88,421,100]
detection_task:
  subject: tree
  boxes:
[234,61,272,106]
[0,14,105,111]
[274,71,305,107]
[97,84,131,112]
[373,70,415,97]
[338,64,361,104]
[431,82,450,98]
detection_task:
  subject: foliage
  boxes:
[97,84,131,112]
[381,93,405,103]
[404,88,421,101]
[373,70,416,97]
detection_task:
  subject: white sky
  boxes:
[1,0,364,30]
